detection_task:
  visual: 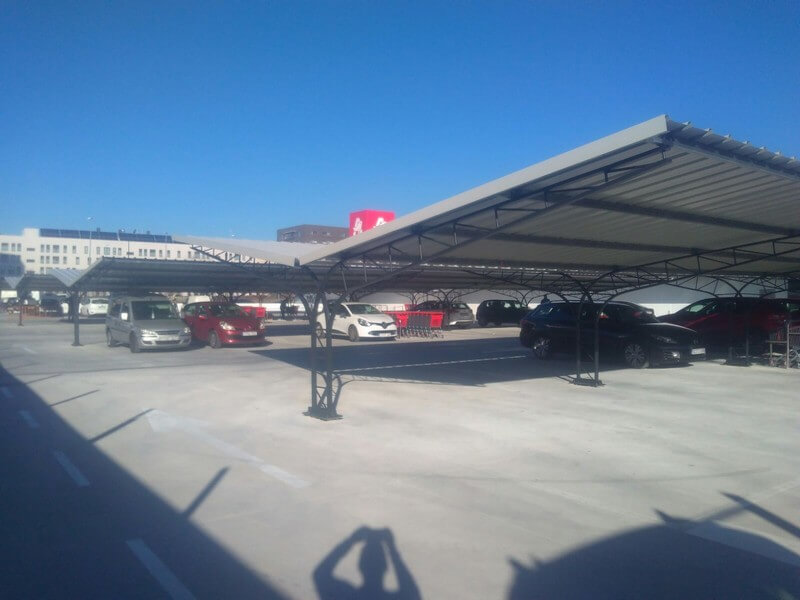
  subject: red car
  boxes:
[182,302,267,348]
[660,297,799,351]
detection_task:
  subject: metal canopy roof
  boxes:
[5,272,76,293]
[60,257,625,296]
[178,115,800,284]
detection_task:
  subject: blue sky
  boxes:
[2,1,798,239]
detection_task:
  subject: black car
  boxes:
[413,300,474,328]
[519,301,705,368]
[39,297,63,316]
[476,299,529,327]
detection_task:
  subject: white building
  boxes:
[0,227,215,277]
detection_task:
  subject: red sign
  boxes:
[349,210,395,236]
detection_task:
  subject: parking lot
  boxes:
[2,313,799,598]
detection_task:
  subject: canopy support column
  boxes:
[303,272,343,421]
[71,292,82,347]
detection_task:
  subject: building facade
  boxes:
[0,228,215,276]
[276,224,348,244]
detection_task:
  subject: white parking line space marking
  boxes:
[1,386,13,399]
[338,354,527,373]
[20,346,37,355]
[146,410,310,489]
[126,538,196,600]
[18,410,40,429]
[52,450,90,487]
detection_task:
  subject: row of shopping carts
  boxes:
[395,312,445,338]
[766,320,800,368]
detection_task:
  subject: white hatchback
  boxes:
[80,297,110,316]
[316,302,397,342]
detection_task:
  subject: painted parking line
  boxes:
[1,386,13,399]
[126,538,196,600]
[338,354,527,373]
[18,410,40,429]
[52,450,90,487]
[20,346,37,355]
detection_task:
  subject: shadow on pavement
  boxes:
[0,365,288,599]
[314,526,421,600]
[507,497,800,599]
[253,337,639,387]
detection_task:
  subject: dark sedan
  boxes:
[476,299,529,327]
[519,301,705,368]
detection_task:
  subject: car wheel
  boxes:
[531,335,552,359]
[477,317,488,327]
[129,333,140,353]
[208,331,222,349]
[623,342,649,369]
[348,325,359,342]
[106,329,117,347]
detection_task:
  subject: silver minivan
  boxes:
[106,296,192,352]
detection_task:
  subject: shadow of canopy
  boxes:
[0,365,288,599]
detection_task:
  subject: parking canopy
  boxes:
[177,115,800,284]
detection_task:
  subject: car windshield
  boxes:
[679,299,717,314]
[131,301,179,320]
[347,304,382,315]
[208,304,246,317]
[92,298,108,304]
[449,302,469,309]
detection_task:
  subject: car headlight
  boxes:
[219,321,235,331]
[358,318,369,326]
[653,335,677,344]
[140,329,157,337]
[182,326,191,335]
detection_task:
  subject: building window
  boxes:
[103,247,110,256]
[45,256,50,264]
[166,250,171,258]
[158,250,163,258]
[53,244,59,253]
[41,244,45,252]
[149,249,156,257]
[96,247,101,255]
[84,246,88,254]
[72,245,77,254]
[75,257,80,265]
[26,258,34,263]
[0,243,7,251]
[53,256,60,265]
[27,247,34,252]
[46,245,51,253]
[177,250,182,258]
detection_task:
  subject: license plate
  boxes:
[159,336,178,342]
[691,347,705,355]
[242,331,257,337]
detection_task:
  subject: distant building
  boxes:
[0,227,216,276]
[276,224,348,244]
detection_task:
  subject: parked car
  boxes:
[660,297,800,351]
[182,302,267,348]
[106,296,192,352]
[39,296,63,316]
[316,302,397,342]
[412,300,474,328]
[80,297,110,316]
[519,301,705,368]
[476,299,529,327]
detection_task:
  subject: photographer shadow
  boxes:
[314,526,421,600]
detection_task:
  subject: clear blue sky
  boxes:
[2,1,798,239]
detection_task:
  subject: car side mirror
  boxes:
[120,312,129,321]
